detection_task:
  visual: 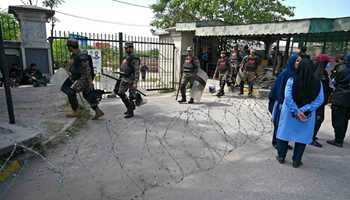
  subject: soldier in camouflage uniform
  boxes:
[62,38,104,119]
[178,46,200,104]
[229,44,242,88]
[214,50,232,97]
[237,49,260,96]
[116,42,140,118]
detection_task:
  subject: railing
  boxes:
[49,31,176,91]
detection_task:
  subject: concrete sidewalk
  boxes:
[0,85,76,156]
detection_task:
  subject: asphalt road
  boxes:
[1,94,349,200]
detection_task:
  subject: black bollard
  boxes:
[0,23,15,124]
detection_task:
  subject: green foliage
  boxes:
[100,48,120,71]
[52,38,70,69]
[151,0,295,28]
[0,12,20,41]
[42,0,65,9]
[136,49,160,58]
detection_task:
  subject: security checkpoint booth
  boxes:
[156,17,350,81]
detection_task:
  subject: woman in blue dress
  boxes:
[276,57,324,168]
[269,54,298,148]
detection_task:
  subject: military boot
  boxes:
[188,98,194,104]
[178,98,187,103]
[248,84,254,97]
[216,90,224,97]
[124,109,134,118]
[92,107,104,120]
[239,81,244,95]
[239,87,244,95]
[123,101,135,114]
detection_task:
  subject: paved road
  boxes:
[1,94,350,200]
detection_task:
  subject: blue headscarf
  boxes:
[269,54,298,104]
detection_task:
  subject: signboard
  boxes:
[87,49,102,74]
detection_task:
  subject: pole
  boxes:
[272,39,279,75]
[172,45,175,90]
[118,32,123,67]
[283,37,291,66]
[0,23,15,124]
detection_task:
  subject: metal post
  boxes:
[172,45,175,90]
[284,37,291,65]
[0,23,15,124]
[118,32,123,66]
[290,38,294,53]
[273,39,279,75]
[49,37,55,74]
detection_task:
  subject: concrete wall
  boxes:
[159,30,195,84]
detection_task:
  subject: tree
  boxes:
[42,0,65,38]
[151,0,295,28]
[0,12,20,41]
[20,0,33,5]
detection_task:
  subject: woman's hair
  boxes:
[292,58,321,107]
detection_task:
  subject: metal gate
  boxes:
[48,31,176,92]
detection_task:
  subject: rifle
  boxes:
[102,71,146,96]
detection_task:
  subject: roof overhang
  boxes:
[174,17,350,38]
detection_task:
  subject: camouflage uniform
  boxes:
[237,54,259,95]
[116,52,140,117]
[229,50,242,85]
[61,38,104,120]
[214,57,231,96]
[179,55,200,102]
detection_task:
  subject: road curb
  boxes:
[40,117,78,147]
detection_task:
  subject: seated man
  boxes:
[23,63,48,87]
[9,64,22,87]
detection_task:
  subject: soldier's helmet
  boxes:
[67,38,79,49]
[186,46,193,52]
[125,42,134,48]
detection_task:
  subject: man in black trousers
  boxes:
[327,54,350,147]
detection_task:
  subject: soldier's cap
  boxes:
[186,46,193,51]
[125,42,134,48]
[67,38,79,48]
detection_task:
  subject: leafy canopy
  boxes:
[151,0,295,28]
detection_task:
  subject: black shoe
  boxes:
[311,140,323,148]
[288,145,293,150]
[178,99,186,103]
[326,140,343,148]
[239,87,244,95]
[188,98,194,104]
[216,92,224,97]
[292,161,303,168]
[276,156,285,164]
[124,111,134,118]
